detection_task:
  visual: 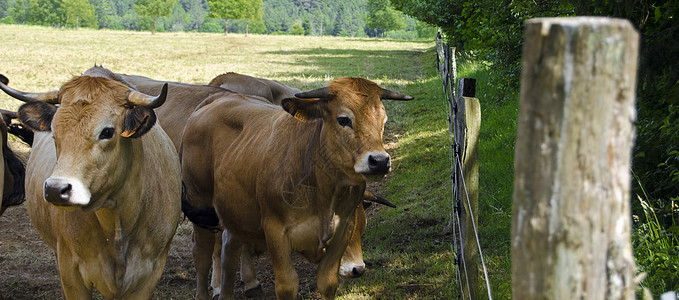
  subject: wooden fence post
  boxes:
[512,17,639,299]
[455,78,480,300]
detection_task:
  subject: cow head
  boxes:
[282,77,413,181]
[0,74,167,209]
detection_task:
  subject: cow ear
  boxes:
[17,101,56,132]
[121,106,157,138]
[281,98,323,123]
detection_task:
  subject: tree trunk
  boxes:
[512,17,639,300]
[246,22,249,36]
[76,16,79,30]
[152,18,156,35]
[225,19,228,35]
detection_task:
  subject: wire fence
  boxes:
[436,31,493,300]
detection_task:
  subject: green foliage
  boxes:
[366,0,404,36]
[199,17,222,31]
[134,0,177,33]
[289,22,303,35]
[633,192,679,295]
[62,0,98,28]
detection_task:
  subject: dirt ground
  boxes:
[0,171,385,300]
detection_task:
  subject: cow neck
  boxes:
[302,120,365,252]
[94,138,144,246]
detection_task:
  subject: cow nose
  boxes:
[352,265,366,277]
[44,179,73,205]
[368,155,390,173]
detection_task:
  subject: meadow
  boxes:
[0,24,515,299]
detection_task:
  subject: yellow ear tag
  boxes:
[120,130,135,138]
[294,111,307,123]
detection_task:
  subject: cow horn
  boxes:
[381,88,414,101]
[363,191,396,208]
[126,83,168,108]
[0,74,59,103]
[295,87,330,99]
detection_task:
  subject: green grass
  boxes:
[0,24,518,299]
[340,50,517,299]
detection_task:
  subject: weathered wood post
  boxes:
[455,78,480,300]
[512,17,639,299]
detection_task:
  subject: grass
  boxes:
[0,24,517,299]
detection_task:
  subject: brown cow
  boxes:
[208,72,302,105]
[103,68,380,299]
[0,105,26,216]
[0,71,182,299]
[180,77,412,299]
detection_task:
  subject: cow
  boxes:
[0,105,26,216]
[208,72,302,105]
[180,77,413,299]
[96,68,384,299]
[0,71,182,299]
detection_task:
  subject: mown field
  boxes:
[0,24,515,299]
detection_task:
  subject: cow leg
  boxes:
[124,251,170,300]
[55,247,93,300]
[211,230,222,299]
[317,217,356,300]
[218,229,242,300]
[240,244,262,297]
[264,225,298,300]
[193,224,216,300]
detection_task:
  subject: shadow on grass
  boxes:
[262,48,426,85]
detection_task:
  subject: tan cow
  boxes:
[0,71,181,299]
[208,72,302,105]
[180,77,412,299]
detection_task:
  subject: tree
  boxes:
[207,0,260,35]
[62,0,98,29]
[366,0,404,37]
[134,0,177,34]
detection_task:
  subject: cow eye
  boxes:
[99,127,115,140]
[337,116,352,128]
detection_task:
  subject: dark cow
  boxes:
[180,77,412,299]
[0,105,26,216]
[0,71,181,299]
[208,72,302,105]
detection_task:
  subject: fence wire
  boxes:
[437,33,493,300]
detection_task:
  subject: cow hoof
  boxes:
[243,284,264,298]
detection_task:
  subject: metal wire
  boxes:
[456,154,494,300]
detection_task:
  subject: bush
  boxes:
[289,22,304,35]
[0,16,15,24]
[200,19,223,33]
[386,29,417,40]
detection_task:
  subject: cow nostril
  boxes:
[60,184,72,196]
[368,155,390,173]
[44,181,73,204]
[352,266,366,277]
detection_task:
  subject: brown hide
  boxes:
[81,67,230,151]
[181,77,406,299]
[208,72,301,105]
[6,73,181,299]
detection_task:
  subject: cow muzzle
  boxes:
[339,261,366,278]
[355,151,391,180]
[44,177,91,207]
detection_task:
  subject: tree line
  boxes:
[0,0,435,38]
